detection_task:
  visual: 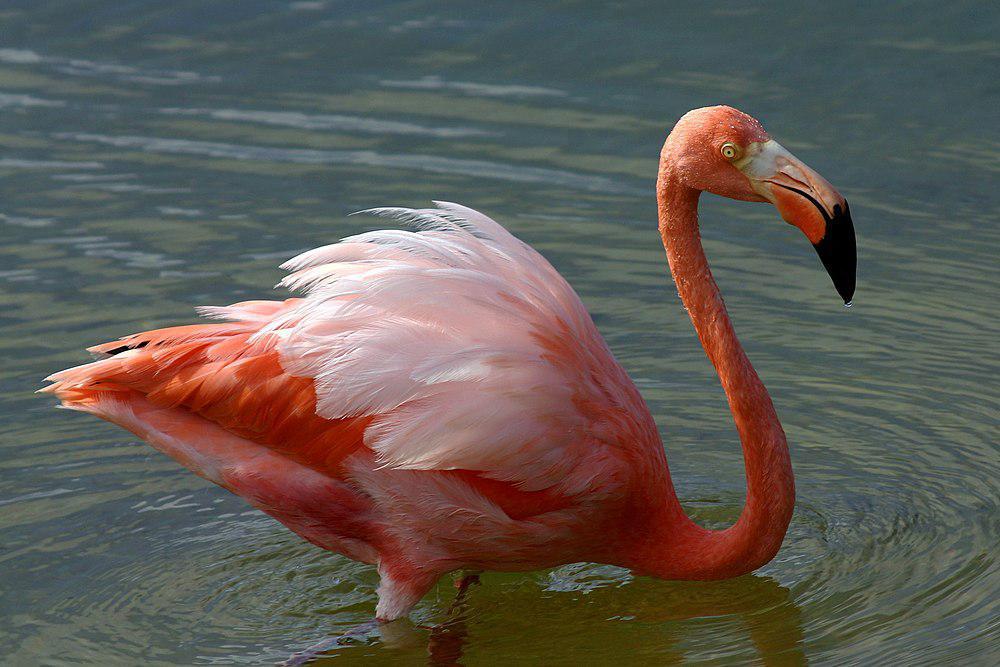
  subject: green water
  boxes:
[1,1,998,664]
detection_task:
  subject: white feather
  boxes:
[251,203,653,495]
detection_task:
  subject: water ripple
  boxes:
[0,48,220,86]
[55,132,640,194]
[0,92,65,109]
[161,106,494,137]
[0,158,102,169]
[381,75,568,99]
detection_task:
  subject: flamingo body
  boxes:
[44,106,856,620]
[45,202,667,618]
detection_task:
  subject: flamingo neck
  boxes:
[634,164,794,580]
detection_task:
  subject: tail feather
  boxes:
[41,303,369,478]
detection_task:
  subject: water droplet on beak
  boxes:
[843,300,853,309]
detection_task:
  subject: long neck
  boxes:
[636,163,794,580]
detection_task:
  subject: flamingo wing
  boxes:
[43,202,658,555]
[263,202,658,496]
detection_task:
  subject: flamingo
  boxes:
[42,105,856,623]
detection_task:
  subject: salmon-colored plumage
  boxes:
[83,314,369,474]
[43,106,856,621]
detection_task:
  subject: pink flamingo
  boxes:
[43,105,855,622]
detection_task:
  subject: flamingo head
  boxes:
[664,105,856,304]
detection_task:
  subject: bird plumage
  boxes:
[43,201,665,619]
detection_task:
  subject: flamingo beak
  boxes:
[739,140,857,304]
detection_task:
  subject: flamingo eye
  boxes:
[721,142,740,160]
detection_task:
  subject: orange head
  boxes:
[662,105,856,304]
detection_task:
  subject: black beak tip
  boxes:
[812,200,857,305]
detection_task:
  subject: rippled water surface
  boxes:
[2,1,998,664]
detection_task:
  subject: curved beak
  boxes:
[739,140,856,304]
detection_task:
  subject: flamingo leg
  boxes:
[278,571,480,667]
[278,572,482,666]
[426,571,481,666]
[452,570,482,596]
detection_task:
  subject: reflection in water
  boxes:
[630,578,805,667]
[295,575,804,667]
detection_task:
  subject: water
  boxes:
[1,1,997,664]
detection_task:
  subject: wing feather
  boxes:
[273,203,656,495]
[46,203,658,504]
